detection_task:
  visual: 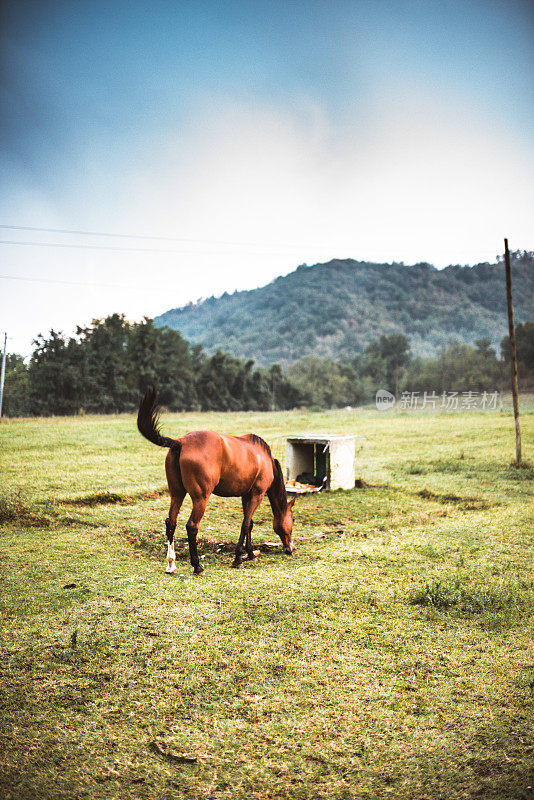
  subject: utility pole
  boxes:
[0,331,7,420]
[504,239,521,464]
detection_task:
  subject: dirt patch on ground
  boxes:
[60,488,168,507]
[416,488,497,510]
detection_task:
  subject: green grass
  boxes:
[0,406,533,799]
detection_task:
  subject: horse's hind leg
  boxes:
[164,450,186,574]
[186,495,208,575]
[165,490,185,574]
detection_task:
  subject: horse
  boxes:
[137,388,295,575]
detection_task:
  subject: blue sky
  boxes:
[1,0,533,355]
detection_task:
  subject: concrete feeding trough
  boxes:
[285,434,357,493]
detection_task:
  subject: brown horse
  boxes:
[137,388,295,574]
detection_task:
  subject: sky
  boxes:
[1,0,533,356]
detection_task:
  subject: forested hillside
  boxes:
[155,252,534,365]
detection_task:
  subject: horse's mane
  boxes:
[268,457,288,512]
[246,433,272,454]
[244,435,287,512]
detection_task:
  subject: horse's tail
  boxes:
[137,387,178,449]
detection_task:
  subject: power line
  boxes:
[0,237,504,262]
[0,273,166,290]
[0,224,311,251]
[0,223,209,243]
[0,239,190,254]
[0,224,510,257]
[0,238,316,256]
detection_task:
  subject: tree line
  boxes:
[2,315,533,417]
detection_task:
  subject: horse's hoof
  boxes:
[166,564,177,574]
[193,568,205,576]
[231,560,243,568]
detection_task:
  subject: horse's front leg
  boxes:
[232,492,264,568]
[245,519,255,560]
[231,520,249,568]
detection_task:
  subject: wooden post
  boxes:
[504,239,521,464]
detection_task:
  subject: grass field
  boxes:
[1,405,533,800]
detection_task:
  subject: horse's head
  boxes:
[274,496,295,554]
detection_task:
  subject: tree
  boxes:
[402,340,500,394]
[156,326,198,410]
[28,331,83,415]
[1,354,30,417]
[263,364,303,410]
[196,351,250,411]
[79,314,133,412]
[289,356,352,408]
[361,334,411,396]
[501,321,534,387]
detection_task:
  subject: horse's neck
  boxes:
[266,487,281,518]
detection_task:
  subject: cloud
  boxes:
[109,90,534,269]
[2,80,533,356]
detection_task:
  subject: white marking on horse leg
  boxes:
[166,542,176,574]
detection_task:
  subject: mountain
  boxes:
[154,253,534,365]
